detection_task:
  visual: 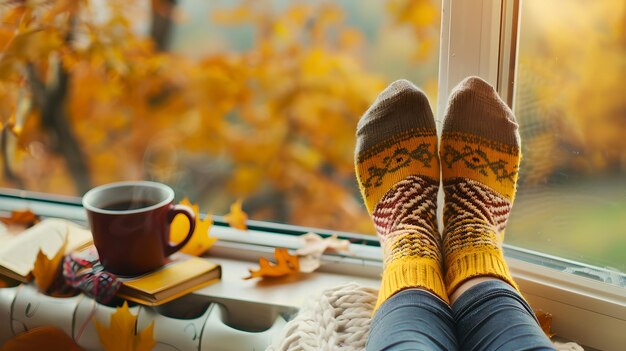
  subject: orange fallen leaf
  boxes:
[244,248,300,280]
[1,326,82,351]
[535,309,556,338]
[171,198,217,256]
[94,301,155,351]
[32,234,68,293]
[0,209,39,226]
[223,198,248,230]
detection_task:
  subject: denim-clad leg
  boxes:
[367,280,556,351]
[367,289,458,351]
[452,280,555,351]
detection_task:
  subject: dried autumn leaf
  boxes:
[223,198,248,230]
[32,234,67,293]
[94,301,155,351]
[170,198,217,256]
[295,233,351,273]
[535,309,556,338]
[244,248,299,280]
[0,209,39,226]
[297,255,321,274]
[296,232,350,257]
[1,326,82,351]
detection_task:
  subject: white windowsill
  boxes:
[1,194,625,350]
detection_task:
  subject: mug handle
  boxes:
[165,204,196,256]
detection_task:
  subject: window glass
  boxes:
[508,0,626,272]
[0,1,441,234]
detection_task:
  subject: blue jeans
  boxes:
[367,280,555,351]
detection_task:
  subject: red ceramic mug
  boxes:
[82,181,195,276]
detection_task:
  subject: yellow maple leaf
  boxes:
[32,234,67,293]
[223,198,248,230]
[94,302,155,351]
[244,248,299,280]
[170,198,217,256]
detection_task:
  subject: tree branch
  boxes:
[1,127,25,188]
[25,15,92,194]
[150,0,177,51]
[39,63,92,193]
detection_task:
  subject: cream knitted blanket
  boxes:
[268,283,583,351]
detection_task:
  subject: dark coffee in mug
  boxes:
[82,181,196,276]
[101,200,154,211]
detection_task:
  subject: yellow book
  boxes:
[116,254,222,306]
[0,218,93,282]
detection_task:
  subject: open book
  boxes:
[0,218,93,282]
[116,254,222,306]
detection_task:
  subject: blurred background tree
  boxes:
[0,0,440,234]
[508,0,626,270]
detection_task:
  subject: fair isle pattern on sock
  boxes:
[355,80,439,215]
[373,175,441,265]
[354,79,448,312]
[443,179,516,293]
[359,128,437,199]
[440,132,520,201]
[371,175,447,310]
[441,76,521,296]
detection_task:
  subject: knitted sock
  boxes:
[440,77,521,296]
[355,80,447,312]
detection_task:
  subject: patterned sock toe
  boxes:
[355,79,447,312]
[440,76,521,296]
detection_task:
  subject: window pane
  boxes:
[0,1,441,234]
[509,0,626,272]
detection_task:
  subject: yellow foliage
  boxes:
[170,198,217,256]
[223,199,248,231]
[517,0,626,176]
[386,0,440,61]
[0,0,443,235]
[94,302,155,351]
[33,234,67,293]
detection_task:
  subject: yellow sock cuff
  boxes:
[373,256,448,314]
[445,248,519,296]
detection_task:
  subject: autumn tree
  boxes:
[516,0,626,184]
[0,0,443,233]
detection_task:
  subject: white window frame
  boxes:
[438,1,626,350]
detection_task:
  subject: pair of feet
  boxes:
[355,77,521,310]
